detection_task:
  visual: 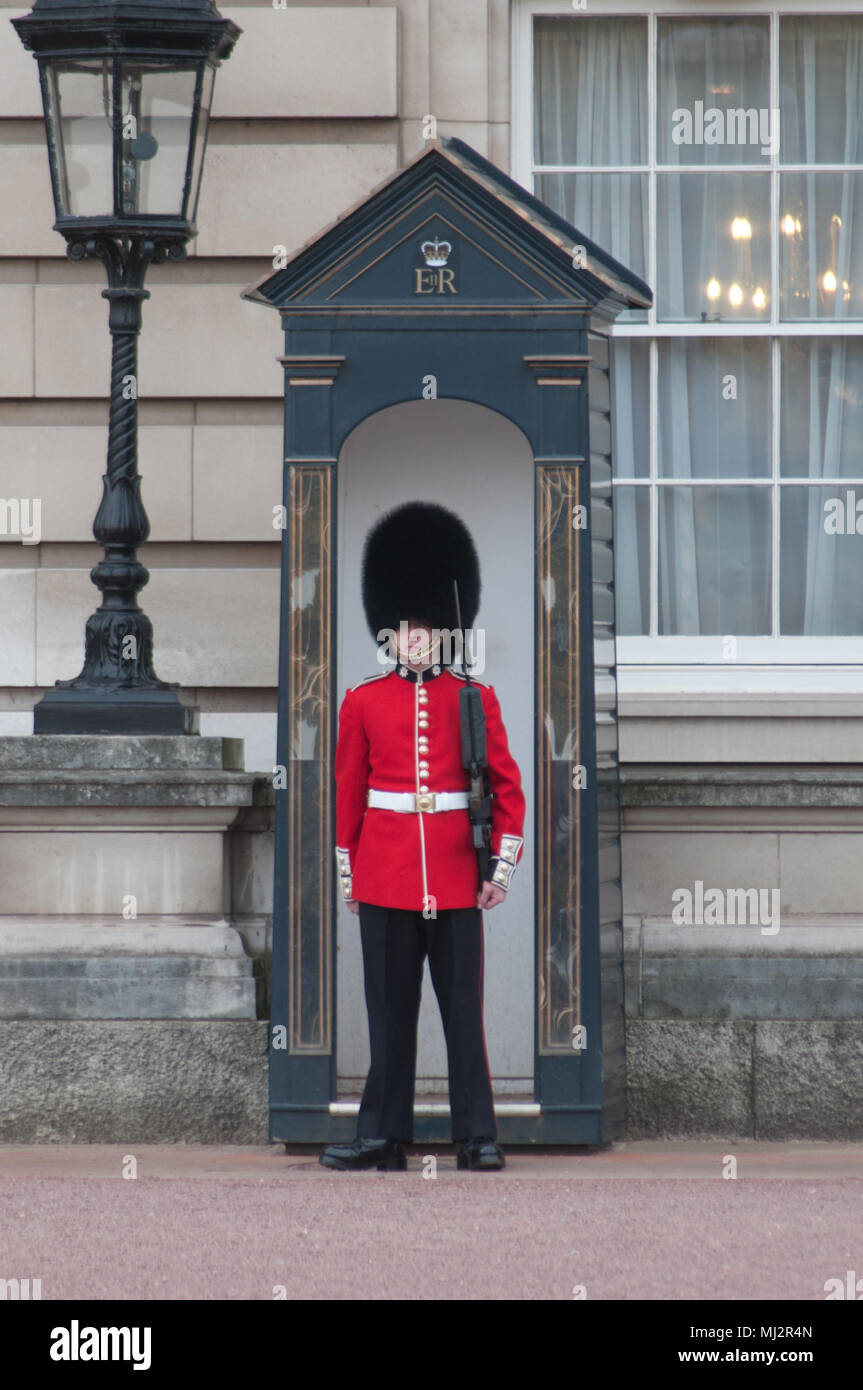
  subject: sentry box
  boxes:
[245,137,651,1146]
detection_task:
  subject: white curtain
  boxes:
[780,19,863,633]
[533,16,647,280]
[533,13,863,637]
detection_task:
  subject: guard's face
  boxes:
[396,618,439,665]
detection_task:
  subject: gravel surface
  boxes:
[1,1144,861,1301]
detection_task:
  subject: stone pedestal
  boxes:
[620,766,863,1139]
[0,735,274,1141]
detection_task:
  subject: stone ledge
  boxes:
[640,957,863,1022]
[0,735,244,771]
[0,919,250,957]
[623,920,863,1021]
[636,920,863,957]
[0,921,259,1020]
[621,766,863,808]
[252,777,276,809]
[619,693,863,718]
[0,770,258,807]
[0,958,258,1021]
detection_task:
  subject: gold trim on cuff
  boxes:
[491,835,523,891]
[491,858,514,890]
[335,846,353,900]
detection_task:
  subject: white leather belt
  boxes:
[367,788,470,814]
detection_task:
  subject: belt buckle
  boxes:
[414,792,435,813]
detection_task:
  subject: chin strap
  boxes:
[396,626,443,665]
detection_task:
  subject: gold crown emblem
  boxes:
[420,236,452,267]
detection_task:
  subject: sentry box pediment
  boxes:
[244,137,650,318]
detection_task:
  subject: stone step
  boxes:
[0,735,244,772]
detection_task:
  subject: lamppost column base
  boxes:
[33,689,200,736]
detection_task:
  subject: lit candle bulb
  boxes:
[728,283,743,307]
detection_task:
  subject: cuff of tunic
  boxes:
[490,834,524,891]
[335,846,353,901]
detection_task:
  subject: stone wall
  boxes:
[621,768,863,1138]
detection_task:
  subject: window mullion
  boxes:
[770,8,780,329]
[771,337,782,637]
[770,10,780,639]
[647,10,657,334]
[649,336,659,638]
[648,11,658,638]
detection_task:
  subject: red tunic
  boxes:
[334,665,526,911]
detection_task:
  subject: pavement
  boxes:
[1,1141,862,1300]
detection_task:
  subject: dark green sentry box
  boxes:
[244,137,651,1146]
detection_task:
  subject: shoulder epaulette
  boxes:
[449,669,489,688]
[350,671,391,692]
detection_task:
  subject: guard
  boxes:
[319,501,526,1173]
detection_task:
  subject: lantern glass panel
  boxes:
[119,63,198,217]
[187,63,216,225]
[45,59,114,217]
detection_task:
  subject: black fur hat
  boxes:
[361,501,481,641]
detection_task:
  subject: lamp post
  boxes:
[13,0,240,733]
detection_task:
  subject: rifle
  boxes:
[453,581,493,889]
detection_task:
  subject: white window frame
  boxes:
[513,0,863,682]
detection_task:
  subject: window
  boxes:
[516,1,863,662]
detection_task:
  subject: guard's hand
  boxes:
[346,900,360,916]
[477,882,506,911]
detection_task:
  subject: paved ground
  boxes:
[1,1142,862,1300]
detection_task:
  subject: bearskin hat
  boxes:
[361,501,481,642]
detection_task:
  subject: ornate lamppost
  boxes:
[13,0,240,732]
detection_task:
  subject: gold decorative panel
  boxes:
[287,465,332,1052]
[537,465,581,1052]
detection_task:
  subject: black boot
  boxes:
[456,1137,505,1171]
[319,1137,407,1171]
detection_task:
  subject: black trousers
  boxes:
[355,903,497,1144]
